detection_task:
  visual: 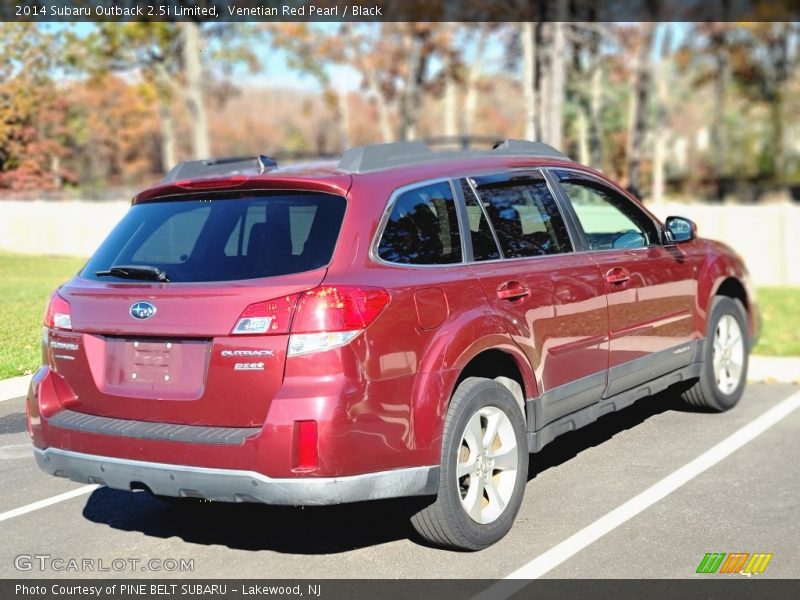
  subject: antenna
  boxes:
[257,155,277,174]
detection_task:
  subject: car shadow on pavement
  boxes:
[82,487,432,554]
[0,412,28,435]
[527,389,690,481]
[81,388,695,554]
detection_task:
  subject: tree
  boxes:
[518,3,569,149]
[729,23,797,182]
[651,25,674,204]
[72,23,183,172]
[521,22,539,141]
[678,22,798,189]
[567,22,612,169]
[180,22,210,159]
[272,23,452,144]
[624,22,655,197]
[586,25,608,169]
[0,24,67,190]
[677,22,736,199]
[74,23,261,171]
[544,20,567,149]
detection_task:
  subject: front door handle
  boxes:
[497,281,530,301]
[605,267,631,285]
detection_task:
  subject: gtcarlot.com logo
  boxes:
[14,554,195,573]
[696,552,773,575]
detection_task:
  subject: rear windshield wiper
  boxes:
[95,265,170,282]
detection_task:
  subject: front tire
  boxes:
[682,296,749,411]
[411,377,528,551]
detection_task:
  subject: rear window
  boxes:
[81,192,346,282]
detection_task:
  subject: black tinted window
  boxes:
[461,180,501,261]
[82,192,345,282]
[473,176,571,258]
[378,182,462,265]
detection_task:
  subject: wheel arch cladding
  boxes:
[698,254,750,332]
[453,349,529,417]
[409,339,535,463]
[715,277,749,313]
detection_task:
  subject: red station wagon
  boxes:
[29,140,759,550]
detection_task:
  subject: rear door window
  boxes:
[470,173,572,258]
[460,180,502,261]
[377,181,463,265]
[82,192,346,282]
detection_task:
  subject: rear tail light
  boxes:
[232,294,301,335]
[290,286,390,333]
[288,286,390,356]
[44,291,72,330]
[231,286,390,356]
[287,331,361,356]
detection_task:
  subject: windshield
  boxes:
[82,192,346,283]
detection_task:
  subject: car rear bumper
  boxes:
[34,447,439,506]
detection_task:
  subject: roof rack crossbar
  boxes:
[336,138,568,174]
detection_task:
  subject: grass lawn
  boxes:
[753,287,800,357]
[0,252,86,379]
[0,251,797,380]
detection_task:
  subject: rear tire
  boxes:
[682,296,749,411]
[411,377,528,551]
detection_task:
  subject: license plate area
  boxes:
[102,337,210,400]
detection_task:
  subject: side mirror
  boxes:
[665,216,697,244]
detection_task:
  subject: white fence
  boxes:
[0,199,798,286]
[0,200,129,259]
[649,202,800,287]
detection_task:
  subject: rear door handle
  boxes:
[496,281,530,301]
[605,267,631,285]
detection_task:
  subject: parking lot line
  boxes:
[0,485,98,524]
[484,390,800,591]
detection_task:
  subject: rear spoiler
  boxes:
[162,155,277,183]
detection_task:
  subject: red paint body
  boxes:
[29,155,759,480]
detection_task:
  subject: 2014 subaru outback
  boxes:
[29,140,758,550]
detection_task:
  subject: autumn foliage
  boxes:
[0,22,798,200]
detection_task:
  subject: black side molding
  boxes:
[525,360,703,454]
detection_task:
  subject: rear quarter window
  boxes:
[377,181,462,265]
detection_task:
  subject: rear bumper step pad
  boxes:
[47,409,260,445]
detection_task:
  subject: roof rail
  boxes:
[424,135,506,150]
[336,138,568,174]
[162,155,277,183]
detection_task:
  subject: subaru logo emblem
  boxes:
[130,301,156,320]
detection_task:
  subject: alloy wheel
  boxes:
[456,406,519,524]
[712,314,745,394]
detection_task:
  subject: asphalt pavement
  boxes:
[0,383,798,579]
